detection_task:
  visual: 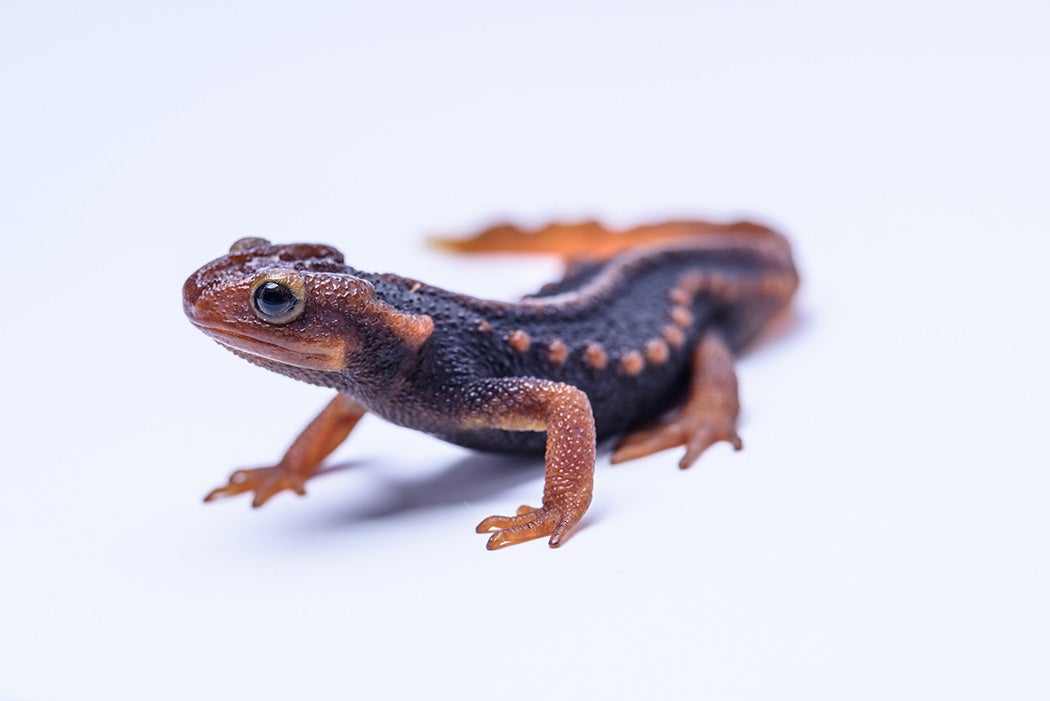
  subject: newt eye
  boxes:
[249,271,306,324]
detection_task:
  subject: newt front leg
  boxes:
[465,378,596,549]
[204,392,366,506]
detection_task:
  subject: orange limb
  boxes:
[468,378,596,549]
[431,219,777,262]
[611,331,742,469]
[204,393,366,507]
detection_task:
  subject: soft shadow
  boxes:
[309,452,545,527]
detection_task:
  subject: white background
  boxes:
[2,2,1048,699]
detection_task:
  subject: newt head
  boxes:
[183,237,434,374]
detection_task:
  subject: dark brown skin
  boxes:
[183,220,799,549]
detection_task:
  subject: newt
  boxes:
[182,220,799,549]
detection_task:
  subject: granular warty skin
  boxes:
[183,219,799,549]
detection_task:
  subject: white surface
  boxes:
[2,2,1048,699]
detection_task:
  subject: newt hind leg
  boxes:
[204,393,366,507]
[611,331,742,469]
[431,219,776,261]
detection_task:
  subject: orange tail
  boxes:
[431,219,777,261]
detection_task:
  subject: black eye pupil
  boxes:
[254,282,298,318]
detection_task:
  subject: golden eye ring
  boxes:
[249,270,306,325]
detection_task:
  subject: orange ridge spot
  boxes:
[668,287,691,305]
[644,338,670,364]
[508,330,532,353]
[661,324,686,349]
[670,305,693,329]
[619,350,645,376]
[583,342,608,370]
[547,339,569,367]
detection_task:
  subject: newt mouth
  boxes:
[189,320,347,371]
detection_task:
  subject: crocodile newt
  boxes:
[182,219,799,549]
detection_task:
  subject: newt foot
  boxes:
[610,411,742,470]
[476,504,577,550]
[203,465,308,507]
